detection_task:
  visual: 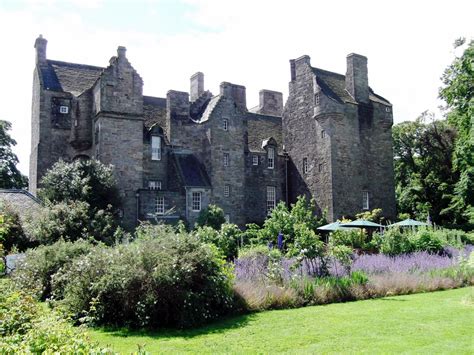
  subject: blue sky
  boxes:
[0,0,473,175]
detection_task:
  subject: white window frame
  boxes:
[155,196,165,215]
[223,153,229,167]
[151,136,162,161]
[321,129,326,138]
[223,119,228,131]
[315,93,320,106]
[362,191,370,210]
[192,191,202,212]
[303,158,308,174]
[267,147,274,169]
[224,214,230,223]
[148,180,162,190]
[59,105,69,114]
[252,155,259,166]
[266,186,276,215]
[224,184,230,197]
[319,163,324,173]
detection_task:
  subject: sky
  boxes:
[0,0,472,176]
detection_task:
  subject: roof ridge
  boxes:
[0,189,42,204]
[47,59,105,71]
[312,66,345,78]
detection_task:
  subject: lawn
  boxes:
[88,287,474,354]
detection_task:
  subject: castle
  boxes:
[29,35,396,228]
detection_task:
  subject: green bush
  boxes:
[31,200,116,245]
[0,202,34,253]
[409,229,444,253]
[194,223,242,260]
[329,229,367,250]
[195,204,226,230]
[53,232,236,329]
[0,280,110,353]
[11,239,96,300]
[372,228,413,256]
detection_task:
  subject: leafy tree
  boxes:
[439,38,474,224]
[0,120,27,189]
[38,159,120,211]
[195,204,226,230]
[392,114,458,224]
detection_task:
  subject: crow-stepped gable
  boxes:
[30,35,396,228]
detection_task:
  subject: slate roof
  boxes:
[246,113,283,153]
[312,67,391,106]
[174,154,211,187]
[143,95,167,130]
[0,190,42,234]
[39,60,104,96]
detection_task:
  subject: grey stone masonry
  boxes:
[30,35,396,228]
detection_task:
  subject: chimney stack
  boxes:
[258,90,283,116]
[34,34,47,65]
[346,53,369,103]
[190,72,204,102]
[220,82,247,111]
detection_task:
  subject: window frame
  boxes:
[303,157,308,174]
[224,184,230,197]
[223,119,228,131]
[192,191,202,212]
[362,191,370,210]
[321,129,326,138]
[151,136,162,161]
[267,147,275,169]
[59,105,69,114]
[155,196,165,215]
[266,186,276,215]
[223,153,229,167]
[148,180,162,190]
[252,155,259,166]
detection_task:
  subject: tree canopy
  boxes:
[0,120,27,189]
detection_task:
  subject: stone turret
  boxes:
[345,53,369,103]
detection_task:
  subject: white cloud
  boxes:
[0,0,473,176]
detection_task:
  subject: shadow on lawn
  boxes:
[94,312,258,340]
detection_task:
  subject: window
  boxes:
[362,191,369,210]
[192,192,202,211]
[224,184,230,197]
[151,136,161,161]
[225,214,230,223]
[321,130,326,138]
[385,107,391,112]
[319,163,324,172]
[266,186,276,215]
[223,119,228,131]
[94,123,100,143]
[148,180,162,190]
[303,158,308,174]
[223,153,229,167]
[59,106,69,114]
[155,196,165,215]
[315,93,320,106]
[252,155,259,166]
[267,147,274,169]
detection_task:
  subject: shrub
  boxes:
[11,239,96,300]
[330,229,367,250]
[54,232,236,329]
[195,204,226,230]
[31,200,116,245]
[0,280,110,353]
[194,223,242,260]
[371,227,413,255]
[0,202,33,252]
[410,229,444,253]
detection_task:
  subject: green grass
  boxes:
[88,287,474,354]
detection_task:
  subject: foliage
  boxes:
[31,200,116,245]
[0,202,33,252]
[356,208,384,223]
[38,159,120,211]
[0,280,110,353]
[53,232,236,329]
[330,228,367,250]
[195,204,226,230]
[252,196,325,251]
[11,239,96,300]
[439,39,474,224]
[194,223,242,260]
[0,120,27,189]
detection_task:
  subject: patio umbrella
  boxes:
[389,218,428,228]
[317,221,351,231]
[340,219,384,228]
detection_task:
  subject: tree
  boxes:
[0,120,27,189]
[392,114,458,224]
[439,38,474,224]
[195,204,226,230]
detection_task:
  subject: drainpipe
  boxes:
[284,150,289,207]
[135,191,140,226]
[185,186,189,221]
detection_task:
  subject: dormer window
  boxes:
[267,147,274,169]
[151,136,161,161]
[59,106,69,114]
[223,119,228,131]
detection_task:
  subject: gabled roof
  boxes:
[39,60,104,96]
[174,154,211,187]
[246,113,283,154]
[312,67,391,106]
